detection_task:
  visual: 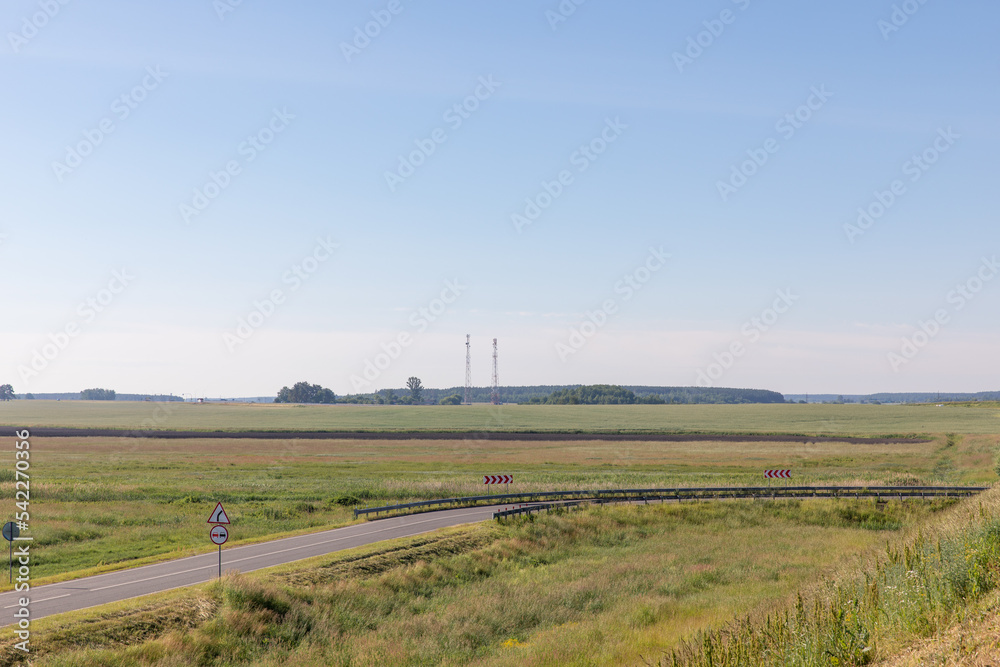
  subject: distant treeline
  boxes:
[81,388,115,401]
[784,391,1000,404]
[524,385,785,405]
[623,386,786,404]
[525,385,664,405]
[17,392,183,402]
[343,385,786,405]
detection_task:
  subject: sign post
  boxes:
[764,470,791,489]
[210,525,229,578]
[207,502,231,579]
[2,522,18,583]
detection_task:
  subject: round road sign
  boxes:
[210,525,229,545]
[2,522,18,542]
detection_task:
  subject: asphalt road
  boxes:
[0,504,506,624]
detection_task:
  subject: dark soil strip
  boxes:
[0,427,924,444]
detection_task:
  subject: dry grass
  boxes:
[875,592,1000,666]
[28,434,943,467]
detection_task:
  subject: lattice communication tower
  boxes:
[490,338,500,405]
[464,334,472,404]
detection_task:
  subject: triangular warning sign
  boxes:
[207,502,230,524]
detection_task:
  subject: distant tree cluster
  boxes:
[80,388,116,401]
[525,385,665,405]
[335,377,429,405]
[0,384,14,401]
[274,381,336,404]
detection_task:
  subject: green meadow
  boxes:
[2,400,1000,435]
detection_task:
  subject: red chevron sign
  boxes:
[764,469,791,478]
[483,475,513,485]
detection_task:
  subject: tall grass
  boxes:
[661,490,1000,667]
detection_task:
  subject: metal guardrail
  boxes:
[354,485,989,520]
[491,486,988,520]
[493,500,597,520]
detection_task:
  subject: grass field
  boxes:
[2,403,998,665]
[13,431,998,583]
[3,400,1000,434]
[0,499,960,666]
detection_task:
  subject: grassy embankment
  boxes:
[8,431,995,583]
[0,498,957,666]
[2,400,1000,435]
[666,485,1000,666]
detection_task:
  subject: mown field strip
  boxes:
[2,401,1000,434]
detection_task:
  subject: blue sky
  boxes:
[2,0,998,398]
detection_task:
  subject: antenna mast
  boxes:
[490,338,500,405]
[464,334,472,405]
